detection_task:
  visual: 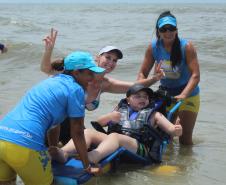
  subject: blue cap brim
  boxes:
[158,16,177,28]
[88,66,105,73]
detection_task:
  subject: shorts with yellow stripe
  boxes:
[0,140,53,185]
[167,94,200,113]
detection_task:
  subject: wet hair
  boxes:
[51,58,64,71]
[155,11,182,69]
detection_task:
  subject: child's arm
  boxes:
[97,111,121,127]
[150,111,182,137]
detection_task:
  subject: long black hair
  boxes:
[155,11,182,69]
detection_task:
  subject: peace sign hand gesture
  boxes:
[154,62,165,81]
[43,28,58,52]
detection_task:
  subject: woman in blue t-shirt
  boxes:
[137,11,200,145]
[0,51,103,185]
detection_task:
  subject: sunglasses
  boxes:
[159,26,177,33]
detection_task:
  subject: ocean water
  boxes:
[0,3,226,185]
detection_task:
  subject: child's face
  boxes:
[127,91,149,111]
[97,51,118,73]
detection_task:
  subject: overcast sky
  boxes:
[0,0,225,3]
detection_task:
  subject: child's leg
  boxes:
[49,129,108,162]
[151,112,182,137]
[63,128,108,154]
[88,133,138,164]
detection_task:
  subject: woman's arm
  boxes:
[103,73,163,94]
[102,67,163,95]
[41,28,58,75]
[70,117,90,169]
[175,41,200,100]
[70,117,101,174]
[137,44,155,80]
[47,125,60,146]
[101,44,161,93]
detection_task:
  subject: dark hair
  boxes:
[63,69,87,76]
[155,11,182,69]
[51,58,64,71]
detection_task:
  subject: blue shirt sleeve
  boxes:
[67,87,85,118]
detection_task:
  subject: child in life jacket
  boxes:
[49,84,182,164]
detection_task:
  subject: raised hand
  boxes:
[41,28,58,74]
[43,28,58,52]
[154,62,165,81]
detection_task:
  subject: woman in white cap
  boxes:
[0,51,103,185]
[41,29,164,112]
[137,11,200,145]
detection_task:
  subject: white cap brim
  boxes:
[98,46,123,59]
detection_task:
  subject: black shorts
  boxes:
[136,141,148,158]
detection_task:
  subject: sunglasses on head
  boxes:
[159,26,177,33]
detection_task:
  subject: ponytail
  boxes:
[171,34,181,68]
[51,58,64,71]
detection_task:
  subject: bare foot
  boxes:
[88,150,100,164]
[48,146,68,163]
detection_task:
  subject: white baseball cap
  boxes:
[98,46,123,59]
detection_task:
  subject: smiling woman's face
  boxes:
[97,51,119,73]
[158,25,178,44]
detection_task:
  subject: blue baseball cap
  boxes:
[157,16,177,28]
[64,51,105,73]
[126,84,153,97]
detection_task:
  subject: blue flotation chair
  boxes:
[52,89,182,185]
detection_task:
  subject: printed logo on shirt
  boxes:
[0,126,33,139]
[161,60,181,79]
